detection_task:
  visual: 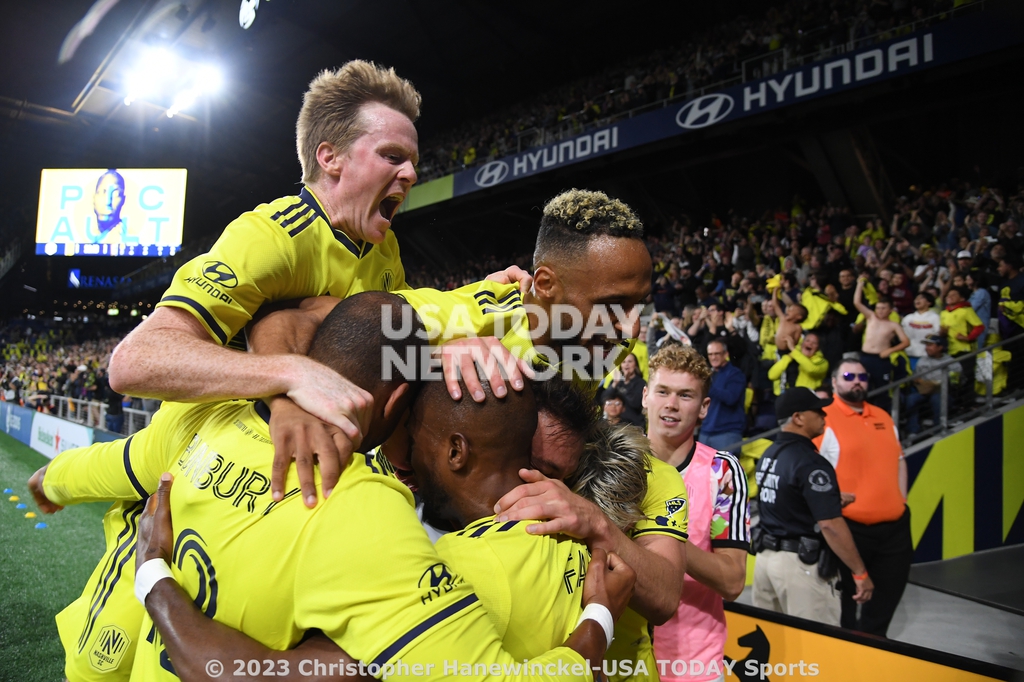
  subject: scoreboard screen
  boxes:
[35,168,186,257]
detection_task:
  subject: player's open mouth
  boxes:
[394,466,418,492]
[379,194,403,222]
[660,415,680,426]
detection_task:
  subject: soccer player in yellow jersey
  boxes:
[255,190,686,681]
[34,293,632,681]
[106,61,423,481]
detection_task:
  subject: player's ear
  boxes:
[532,265,562,303]
[382,382,411,422]
[316,141,343,178]
[447,433,469,471]
[641,385,648,410]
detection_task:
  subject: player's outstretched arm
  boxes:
[495,469,685,624]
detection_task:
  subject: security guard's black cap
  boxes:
[776,387,832,421]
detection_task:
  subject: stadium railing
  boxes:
[719,327,1024,454]
[30,394,154,437]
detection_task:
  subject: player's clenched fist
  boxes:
[583,547,636,622]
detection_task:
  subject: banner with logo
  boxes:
[29,412,93,460]
[448,9,1023,200]
[1,402,34,446]
[721,604,1010,681]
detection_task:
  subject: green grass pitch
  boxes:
[0,432,108,682]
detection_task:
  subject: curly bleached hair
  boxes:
[534,189,644,266]
[648,343,712,399]
[567,421,649,533]
[296,60,421,184]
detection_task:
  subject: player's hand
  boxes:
[283,354,372,461]
[268,395,351,507]
[956,333,969,342]
[485,265,534,292]
[840,492,857,507]
[852,573,874,603]
[27,465,63,514]
[495,469,609,542]
[137,473,175,568]
[439,337,533,402]
[879,349,891,359]
[582,547,636,622]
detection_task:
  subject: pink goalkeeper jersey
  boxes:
[654,442,750,682]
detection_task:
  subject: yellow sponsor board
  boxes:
[722,606,1006,681]
[35,168,186,256]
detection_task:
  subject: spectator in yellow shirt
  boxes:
[767,331,828,394]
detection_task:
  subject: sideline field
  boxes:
[0,432,107,682]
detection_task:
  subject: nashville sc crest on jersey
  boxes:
[380,269,396,291]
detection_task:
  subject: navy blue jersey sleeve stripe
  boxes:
[497,520,520,532]
[160,296,228,345]
[469,522,494,538]
[279,206,312,228]
[288,213,318,238]
[270,198,304,222]
[369,594,479,668]
[122,436,148,498]
[634,526,689,540]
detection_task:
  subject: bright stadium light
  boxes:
[166,88,198,117]
[195,64,223,93]
[123,46,177,106]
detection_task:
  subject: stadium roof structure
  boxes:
[0,0,755,221]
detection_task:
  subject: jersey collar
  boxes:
[300,186,375,259]
[675,441,697,473]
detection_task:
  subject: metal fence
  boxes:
[27,394,155,436]
[721,329,1024,453]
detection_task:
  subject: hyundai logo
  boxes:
[675,94,735,130]
[474,161,509,188]
[202,261,238,288]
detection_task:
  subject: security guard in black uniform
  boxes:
[752,388,874,625]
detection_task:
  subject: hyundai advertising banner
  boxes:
[450,10,1024,199]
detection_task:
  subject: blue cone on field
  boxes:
[3,488,12,494]
[34,522,48,529]
[15,503,26,509]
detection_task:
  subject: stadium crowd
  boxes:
[416,0,971,181]
[6,174,1023,443]
[626,177,1023,443]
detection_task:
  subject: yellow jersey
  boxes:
[399,280,688,681]
[45,402,593,682]
[157,187,405,347]
[436,516,589,660]
[940,304,984,355]
[605,454,689,682]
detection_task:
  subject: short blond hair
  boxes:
[648,343,712,398]
[534,189,644,266]
[296,60,421,184]
[568,421,649,533]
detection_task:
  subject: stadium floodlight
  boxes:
[196,64,223,93]
[166,88,198,118]
[123,46,176,106]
